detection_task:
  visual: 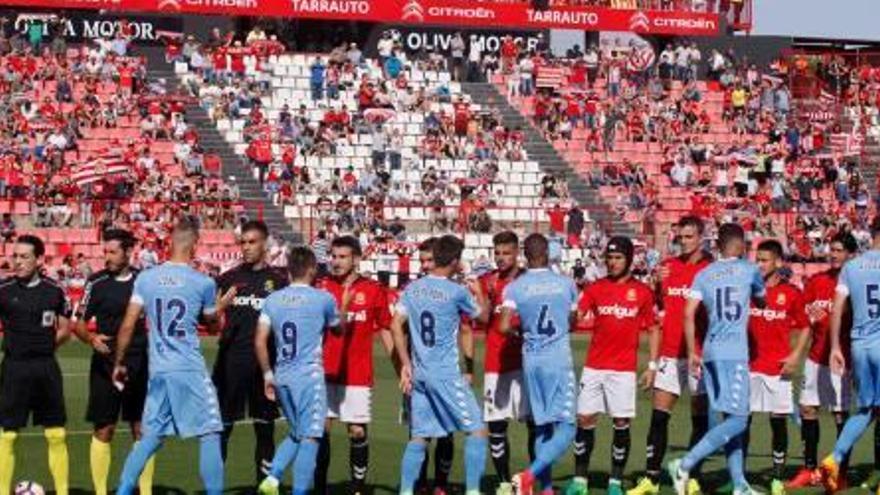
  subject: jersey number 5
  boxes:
[155,298,186,338]
[714,287,742,322]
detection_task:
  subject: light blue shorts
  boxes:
[410,374,484,438]
[142,370,223,438]
[702,360,750,416]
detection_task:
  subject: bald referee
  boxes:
[0,235,72,495]
[73,229,154,495]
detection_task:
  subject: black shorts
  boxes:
[86,353,148,427]
[212,350,278,423]
[0,357,66,429]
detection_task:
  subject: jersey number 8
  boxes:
[420,311,435,347]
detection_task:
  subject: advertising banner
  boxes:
[0,0,720,36]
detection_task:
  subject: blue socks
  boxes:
[293,439,319,495]
[401,440,427,493]
[199,433,224,495]
[268,435,301,479]
[529,422,576,484]
[682,414,748,487]
[117,434,163,495]
[833,409,874,463]
[464,435,488,492]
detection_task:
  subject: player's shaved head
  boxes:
[169,217,200,261]
[523,233,549,268]
[288,246,317,281]
[717,223,746,256]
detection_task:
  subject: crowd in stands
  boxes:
[494,37,878,267]
[0,18,251,282]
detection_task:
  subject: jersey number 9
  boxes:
[281,321,297,359]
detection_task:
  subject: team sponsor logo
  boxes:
[652,15,717,31]
[666,286,690,298]
[805,299,832,322]
[595,304,638,319]
[626,288,637,302]
[233,294,265,310]
[42,310,57,327]
[291,0,370,15]
[401,0,425,22]
[628,11,650,31]
[750,308,788,321]
[346,310,369,323]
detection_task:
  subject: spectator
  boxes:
[0,214,15,244]
[310,57,326,100]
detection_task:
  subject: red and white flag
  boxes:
[536,67,567,88]
[71,155,130,186]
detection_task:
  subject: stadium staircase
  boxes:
[461,82,635,236]
[144,50,300,242]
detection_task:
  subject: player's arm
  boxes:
[459,318,475,383]
[54,291,73,347]
[782,292,811,377]
[466,278,490,325]
[684,295,702,378]
[111,300,144,389]
[254,315,276,402]
[829,290,849,375]
[390,310,414,394]
[55,314,72,347]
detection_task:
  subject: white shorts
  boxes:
[749,372,793,414]
[483,370,531,422]
[654,357,705,396]
[326,384,372,423]
[577,367,636,418]
[799,359,852,412]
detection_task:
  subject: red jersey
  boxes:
[803,270,851,365]
[748,283,809,376]
[481,269,523,374]
[318,276,391,386]
[578,278,655,372]
[658,254,711,358]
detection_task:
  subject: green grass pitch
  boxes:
[6,336,876,494]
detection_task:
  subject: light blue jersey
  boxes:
[131,262,217,375]
[689,258,765,363]
[502,268,578,426]
[502,268,578,357]
[396,275,480,379]
[259,283,340,381]
[838,250,880,342]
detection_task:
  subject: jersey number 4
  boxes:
[155,298,186,338]
[538,305,556,336]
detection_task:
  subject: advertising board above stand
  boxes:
[1,0,721,37]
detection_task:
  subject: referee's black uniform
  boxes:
[212,263,287,479]
[0,276,71,429]
[76,269,148,427]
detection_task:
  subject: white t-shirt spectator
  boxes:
[47,132,68,149]
[519,58,534,81]
[377,38,394,58]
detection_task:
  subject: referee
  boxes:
[212,220,288,485]
[72,229,153,495]
[0,235,72,495]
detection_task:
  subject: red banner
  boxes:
[4,0,721,36]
